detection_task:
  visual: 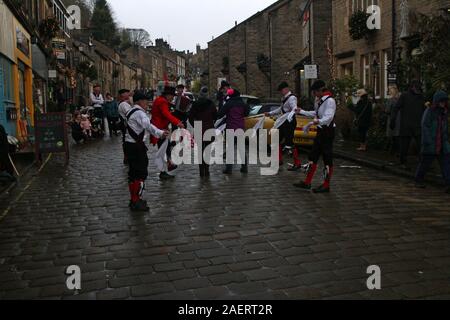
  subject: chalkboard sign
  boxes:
[35,112,69,164]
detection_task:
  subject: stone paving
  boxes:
[0,136,450,300]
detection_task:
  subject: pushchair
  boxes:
[86,106,105,138]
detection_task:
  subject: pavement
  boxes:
[333,139,446,186]
[0,136,450,300]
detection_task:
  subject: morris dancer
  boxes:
[151,86,185,180]
[124,92,169,212]
[266,82,301,170]
[294,80,336,193]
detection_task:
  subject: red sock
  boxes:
[294,147,301,167]
[305,164,318,185]
[129,181,140,203]
[323,166,334,189]
[279,146,283,163]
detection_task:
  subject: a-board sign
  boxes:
[35,112,69,164]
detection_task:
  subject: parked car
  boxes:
[241,95,261,108]
[245,104,317,147]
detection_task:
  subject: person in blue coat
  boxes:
[415,90,450,193]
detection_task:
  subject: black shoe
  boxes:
[160,172,175,180]
[313,185,330,194]
[415,182,426,189]
[240,166,248,174]
[288,165,302,172]
[130,200,150,212]
[293,181,312,190]
[223,165,233,175]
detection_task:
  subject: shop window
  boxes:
[362,55,370,88]
[0,56,15,102]
[340,63,354,77]
[352,0,379,12]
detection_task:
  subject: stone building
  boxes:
[332,0,450,99]
[208,0,332,99]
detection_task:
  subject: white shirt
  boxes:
[300,95,336,127]
[269,92,298,117]
[125,106,164,144]
[119,100,132,120]
[90,93,104,107]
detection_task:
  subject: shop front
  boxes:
[13,17,34,145]
[0,1,17,137]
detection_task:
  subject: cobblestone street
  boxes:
[1,136,450,300]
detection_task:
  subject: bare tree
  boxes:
[125,29,153,48]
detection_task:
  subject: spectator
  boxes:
[348,89,373,152]
[385,85,401,155]
[189,87,217,178]
[217,88,250,174]
[70,112,85,144]
[0,124,15,180]
[415,90,450,194]
[391,80,426,169]
[104,93,120,137]
[217,80,231,111]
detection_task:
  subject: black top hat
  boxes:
[278,82,290,91]
[311,80,326,91]
[220,80,230,89]
[162,86,176,96]
[118,89,130,95]
[133,91,149,103]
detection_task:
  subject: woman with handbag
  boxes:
[348,89,373,152]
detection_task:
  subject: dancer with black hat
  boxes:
[173,84,192,127]
[294,80,337,193]
[118,89,132,165]
[125,91,169,212]
[265,82,301,170]
[151,86,185,180]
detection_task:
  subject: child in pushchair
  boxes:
[83,107,105,138]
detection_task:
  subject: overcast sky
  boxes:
[108,0,278,52]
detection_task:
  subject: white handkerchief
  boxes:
[215,123,227,136]
[303,122,315,135]
[273,113,290,130]
[155,139,169,172]
[215,116,227,129]
[251,116,266,139]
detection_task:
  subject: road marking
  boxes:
[0,154,53,222]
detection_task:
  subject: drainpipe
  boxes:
[269,13,273,98]
[392,0,397,68]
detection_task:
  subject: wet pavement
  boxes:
[0,136,450,300]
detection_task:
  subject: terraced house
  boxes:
[332,0,450,99]
[208,0,333,99]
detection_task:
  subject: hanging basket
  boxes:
[349,10,377,40]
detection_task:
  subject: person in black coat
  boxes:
[391,80,426,168]
[348,89,373,151]
[0,124,15,179]
[189,87,217,178]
